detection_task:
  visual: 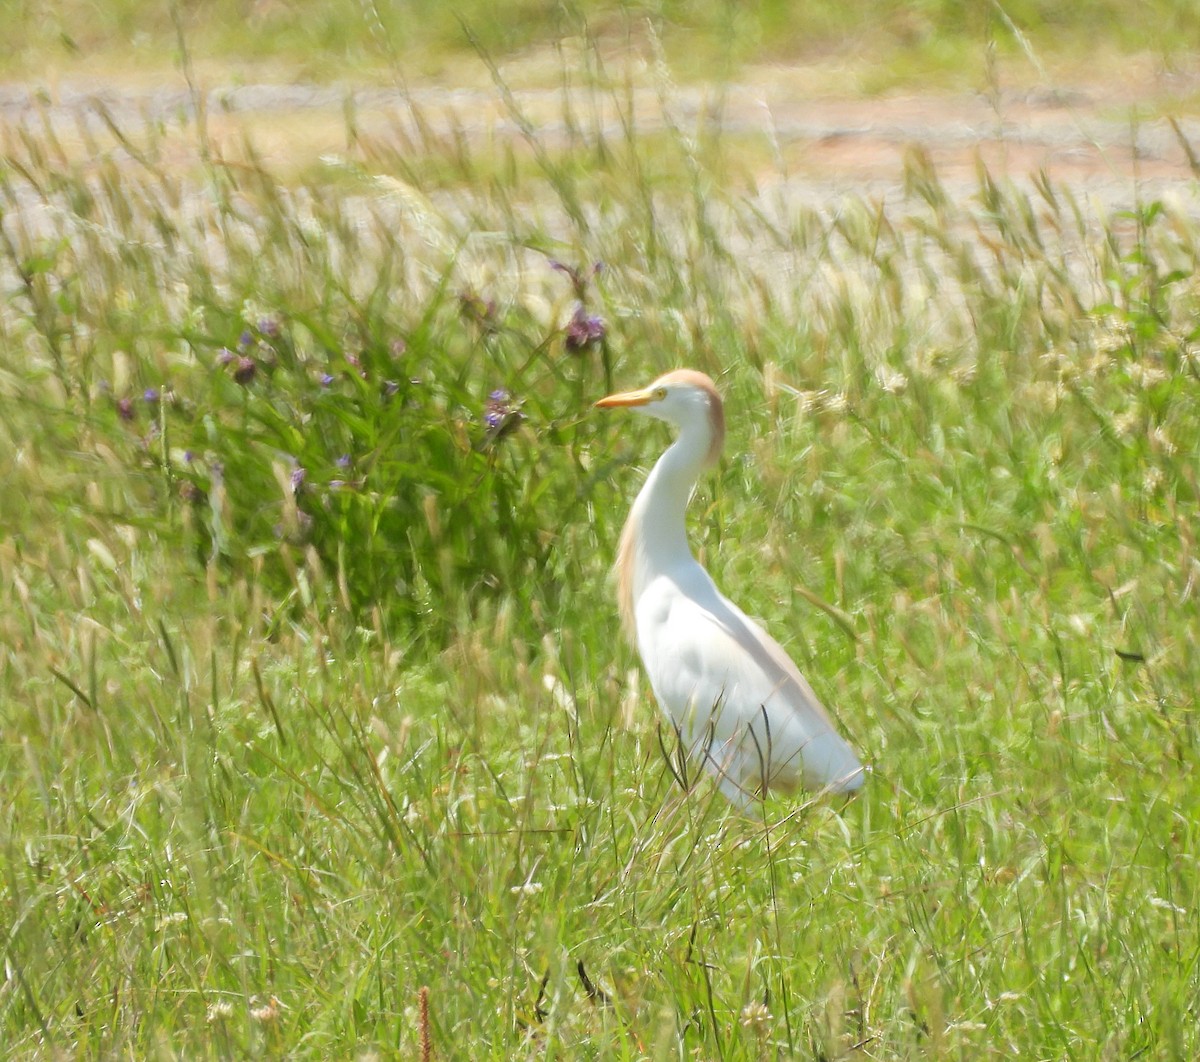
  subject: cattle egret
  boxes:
[596,369,865,807]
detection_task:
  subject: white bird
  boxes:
[596,369,865,807]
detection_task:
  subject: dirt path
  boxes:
[3,66,1200,213]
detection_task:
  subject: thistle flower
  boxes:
[233,356,257,385]
[564,304,605,352]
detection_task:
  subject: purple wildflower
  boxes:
[233,356,257,385]
[320,373,335,387]
[483,388,524,442]
[257,316,280,339]
[389,338,407,359]
[335,454,351,470]
[382,379,400,397]
[291,466,307,493]
[238,331,253,350]
[330,479,347,491]
[217,348,236,367]
[143,387,160,405]
[485,389,510,430]
[116,397,135,421]
[182,450,194,464]
[564,304,606,352]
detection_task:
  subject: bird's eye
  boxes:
[654,387,668,400]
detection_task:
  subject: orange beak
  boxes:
[595,387,655,409]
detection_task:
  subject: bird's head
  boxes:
[595,369,726,465]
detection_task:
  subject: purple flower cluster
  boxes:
[483,388,524,443]
[313,337,404,391]
[484,389,511,431]
[551,260,607,352]
[216,344,258,386]
[564,304,606,352]
[233,356,258,385]
[217,318,284,388]
[113,384,169,424]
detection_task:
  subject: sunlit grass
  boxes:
[2,31,1199,1060]
[4,0,1200,90]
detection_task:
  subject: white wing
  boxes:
[635,565,864,804]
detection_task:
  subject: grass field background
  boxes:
[4,0,1200,88]
[2,3,1200,1058]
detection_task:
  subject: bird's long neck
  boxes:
[616,423,712,637]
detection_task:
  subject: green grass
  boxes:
[3,0,1200,87]
[2,32,1200,1060]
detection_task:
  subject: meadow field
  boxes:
[2,3,1200,1058]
